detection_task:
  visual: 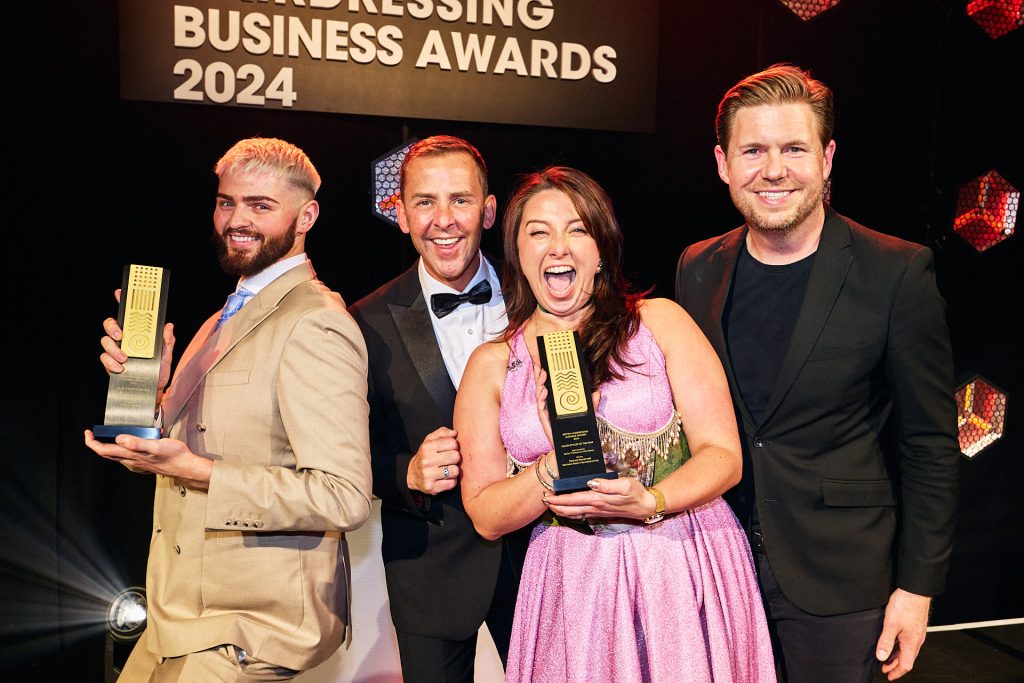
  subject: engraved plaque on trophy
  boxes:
[537,330,617,493]
[92,264,170,443]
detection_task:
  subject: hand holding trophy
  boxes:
[92,264,171,442]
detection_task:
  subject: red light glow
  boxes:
[953,170,1018,252]
[967,0,1023,39]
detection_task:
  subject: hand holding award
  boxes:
[92,264,171,442]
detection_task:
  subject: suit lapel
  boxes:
[162,262,315,426]
[705,230,743,362]
[759,212,853,426]
[388,265,457,416]
[705,230,755,427]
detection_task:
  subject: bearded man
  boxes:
[86,137,372,682]
[675,65,959,683]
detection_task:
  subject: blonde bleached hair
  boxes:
[715,63,835,152]
[214,137,321,198]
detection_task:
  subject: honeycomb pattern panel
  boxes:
[778,0,841,21]
[372,139,418,228]
[956,376,1008,458]
[954,170,1019,252]
[967,0,1023,39]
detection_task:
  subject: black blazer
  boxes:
[675,210,959,616]
[349,261,524,640]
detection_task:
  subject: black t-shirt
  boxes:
[724,243,816,425]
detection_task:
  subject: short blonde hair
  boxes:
[716,63,834,151]
[214,137,321,197]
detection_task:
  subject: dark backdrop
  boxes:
[4,1,1021,679]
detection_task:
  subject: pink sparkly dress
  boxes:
[500,323,775,682]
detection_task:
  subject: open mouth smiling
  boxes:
[544,265,576,294]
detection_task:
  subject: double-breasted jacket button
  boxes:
[753,437,766,448]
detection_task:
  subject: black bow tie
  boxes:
[430,280,492,319]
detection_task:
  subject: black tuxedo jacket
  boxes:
[676,210,959,616]
[349,261,524,640]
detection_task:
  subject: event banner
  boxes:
[119,1,659,132]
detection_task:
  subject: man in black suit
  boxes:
[675,65,959,682]
[349,136,523,683]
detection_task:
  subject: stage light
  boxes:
[371,139,418,228]
[105,587,146,683]
[967,0,1023,39]
[955,376,1008,458]
[953,170,1019,252]
[777,0,841,21]
[107,586,147,642]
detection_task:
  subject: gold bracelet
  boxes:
[535,457,554,492]
[544,451,559,481]
[644,486,666,525]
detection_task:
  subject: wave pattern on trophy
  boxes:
[544,331,587,417]
[554,372,583,413]
[123,264,163,359]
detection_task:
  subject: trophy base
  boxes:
[553,470,617,494]
[92,425,161,444]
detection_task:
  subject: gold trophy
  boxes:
[92,264,170,443]
[537,330,617,493]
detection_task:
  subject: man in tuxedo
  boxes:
[349,136,524,683]
[675,65,959,682]
[85,137,372,681]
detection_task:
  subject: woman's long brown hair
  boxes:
[501,166,646,385]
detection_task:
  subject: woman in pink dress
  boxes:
[455,167,775,682]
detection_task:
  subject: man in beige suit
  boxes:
[85,137,372,681]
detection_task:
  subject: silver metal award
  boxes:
[92,264,170,443]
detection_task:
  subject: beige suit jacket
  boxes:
[145,261,372,671]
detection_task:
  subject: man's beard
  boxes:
[213,218,297,277]
[732,183,823,240]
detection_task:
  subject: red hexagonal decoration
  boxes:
[955,376,1008,458]
[967,0,1023,39]
[371,139,418,229]
[778,0,841,21]
[953,170,1018,252]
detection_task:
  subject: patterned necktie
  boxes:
[214,288,254,330]
[430,280,492,319]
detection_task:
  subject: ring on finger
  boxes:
[441,464,450,480]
